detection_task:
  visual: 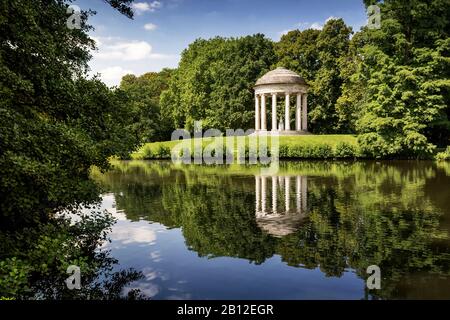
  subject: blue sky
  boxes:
[74,0,368,86]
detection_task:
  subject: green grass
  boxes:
[131,134,359,160]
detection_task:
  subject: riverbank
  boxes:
[131,135,360,160]
[130,135,450,161]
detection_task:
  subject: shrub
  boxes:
[334,142,357,158]
[279,144,290,158]
[141,144,154,160]
[155,145,171,159]
[287,144,306,158]
[311,144,333,158]
[436,146,450,161]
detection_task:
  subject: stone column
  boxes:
[261,94,267,131]
[285,176,290,212]
[296,93,302,131]
[272,176,277,214]
[278,175,284,189]
[285,94,290,131]
[302,93,307,131]
[271,93,277,131]
[261,176,267,213]
[301,176,307,213]
[296,175,301,213]
[255,94,260,131]
[255,176,260,214]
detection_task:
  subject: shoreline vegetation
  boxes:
[101,158,450,179]
[129,135,449,161]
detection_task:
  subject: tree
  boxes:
[120,69,174,143]
[311,19,353,133]
[0,0,138,228]
[160,34,276,132]
[276,29,321,81]
[276,19,353,133]
[0,0,139,297]
[351,0,450,157]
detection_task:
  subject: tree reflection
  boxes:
[94,160,450,299]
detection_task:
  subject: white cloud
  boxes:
[93,40,153,61]
[96,66,134,87]
[310,22,323,30]
[144,23,158,31]
[294,16,341,32]
[326,16,340,23]
[88,36,180,87]
[110,223,158,245]
[132,1,162,14]
[132,2,151,13]
[278,29,293,38]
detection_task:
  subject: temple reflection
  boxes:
[255,175,308,237]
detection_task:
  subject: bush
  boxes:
[287,144,306,158]
[334,142,357,158]
[436,146,450,161]
[311,144,333,158]
[141,144,154,160]
[279,144,290,158]
[155,145,171,159]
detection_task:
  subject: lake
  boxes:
[92,160,450,299]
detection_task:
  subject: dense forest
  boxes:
[122,0,450,159]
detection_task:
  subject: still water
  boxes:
[92,160,450,299]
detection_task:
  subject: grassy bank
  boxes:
[131,134,360,160]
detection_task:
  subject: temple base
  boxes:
[249,130,311,136]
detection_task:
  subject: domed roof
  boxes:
[255,67,307,86]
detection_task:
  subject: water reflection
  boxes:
[92,160,450,299]
[255,175,307,237]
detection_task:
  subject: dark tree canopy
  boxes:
[0,0,140,298]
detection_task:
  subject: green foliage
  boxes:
[355,43,446,158]
[334,142,358,158]
[0,0,138,228]
[344,0,450,157]
[276,19,353,133]
[136,135,358,160]
[0,0,142,298]
[0,210,144,299]
[276,29,321,80]
[0,258,31,298]
[155,145,171,159]
[120,69,174,143]
[436,146,450,161]
[160,34,276,132]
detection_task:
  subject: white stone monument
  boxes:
[253,67,309,136]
